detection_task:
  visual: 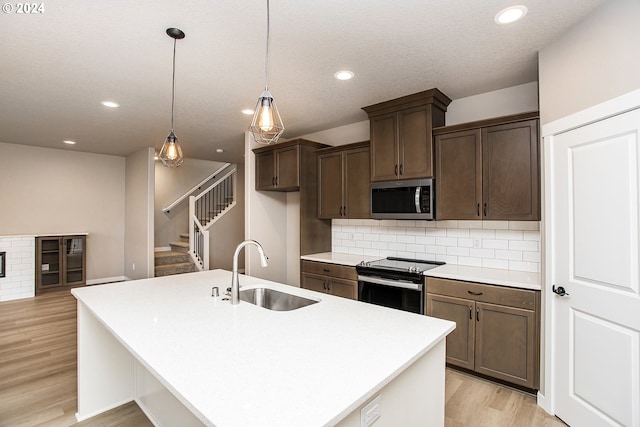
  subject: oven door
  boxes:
[357,275,424,314]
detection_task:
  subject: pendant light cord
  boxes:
[170,37,177,132]
[264,0,270,91]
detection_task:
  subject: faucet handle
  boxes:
[225,287,232,296]
[211,287,220,297]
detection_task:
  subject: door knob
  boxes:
[552,285,569,296]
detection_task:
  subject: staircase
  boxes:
[155,234,198,277]
[157,164,237,277]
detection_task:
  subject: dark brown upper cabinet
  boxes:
[317,141,370,219]
[253,139,328,192]
[362,89,451,182]
[434,112,540,221]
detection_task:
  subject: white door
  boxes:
[548,107,640,427]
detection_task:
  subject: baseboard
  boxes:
[155,246,171,252]
[86,276,128,285]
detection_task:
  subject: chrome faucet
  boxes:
[231,240,268,305]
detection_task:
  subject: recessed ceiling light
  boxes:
[101,101,120,108]
[63,140,77,145]
[216,148,224,153]
[334,70,354,81]
[494,5,527,24]
[241,109,254,115]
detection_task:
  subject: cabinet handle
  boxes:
[399,164,403,176]
[275,176,278,186]
[272,177,275,186]
[323,268,331,273]
[323,278,327,290]
[342,205,347,216]
[469,306,472,320]
[477,203,480,217]
[476,307,480,322]
[327,279,331,291]
[394,164,398,176]
[483,203,487,217]
[467,290,483,296]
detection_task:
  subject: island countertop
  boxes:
[72,269,454,427]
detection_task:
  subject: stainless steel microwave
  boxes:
[371,178,434,220]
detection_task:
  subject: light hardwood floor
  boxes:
[1,290,566,426]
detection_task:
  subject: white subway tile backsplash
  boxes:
[331,220,541,273]
[1,236,35,302]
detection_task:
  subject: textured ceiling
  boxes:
[0,0,606,162]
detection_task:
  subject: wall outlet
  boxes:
[473,238,481,248]
[132,263,136,271]
[361,395,381,427]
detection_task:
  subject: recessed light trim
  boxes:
[334,70,355,81]
[216,148,224,153]
[494,5,528,24]
[101,101,120,108]
[63,140,77,145]
[241,109,254,115]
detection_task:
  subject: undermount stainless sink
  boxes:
[239,287,318,311]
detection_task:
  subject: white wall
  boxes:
[125,147,155,279]
[446,82,539,125]
[297,82,540,146]
[539,0,640,125]
[244,132,289,283]
[0,142,126,282]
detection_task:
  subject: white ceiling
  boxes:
[1,0,606,163]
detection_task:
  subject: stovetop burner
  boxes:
[357,257,445,275]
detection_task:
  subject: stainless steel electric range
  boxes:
[356,257,445,314]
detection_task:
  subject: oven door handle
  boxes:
[358,275,422,291]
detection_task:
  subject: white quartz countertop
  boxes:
[72,269,454,427]
[300,252,381,266]
[301,252,540,290]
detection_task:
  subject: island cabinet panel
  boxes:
[301,260,357,300]
[36,235,86,295]
[434,112,540,220]
[426,276,540,390]
[317,141,370,219]
[363,88,451,182]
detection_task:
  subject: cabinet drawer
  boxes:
[301,260,357,281]
[426,277,535,310]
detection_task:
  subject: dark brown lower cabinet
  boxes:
[426,277,540,390]
[300,260,357,300]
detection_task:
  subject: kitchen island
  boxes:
[72,269,455,426]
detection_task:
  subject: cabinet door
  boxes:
[398,105,433,179]
[36,237,62,290]
[370,113,399,181]
[64,236,86,285]
[318,151,344,219]
[275,145,300,190]
[343,147,371,218]
[475,302,537,389]
[301,272,329,295]
[427,294,475,370]
[482,120,539,220]
[255,151,275,190]
[435,129,482,219]
[328,277,357,300]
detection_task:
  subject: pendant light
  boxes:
[159,28,185,167]
[248,0,284,145]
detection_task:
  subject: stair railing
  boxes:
[188,165,237,270]
[163,162,231,213]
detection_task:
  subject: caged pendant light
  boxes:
[248,0,284,145]
[159,27,185,167]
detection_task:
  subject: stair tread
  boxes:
[169,241,189,248]
[155,261,194,269]
[155,250,188,258]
